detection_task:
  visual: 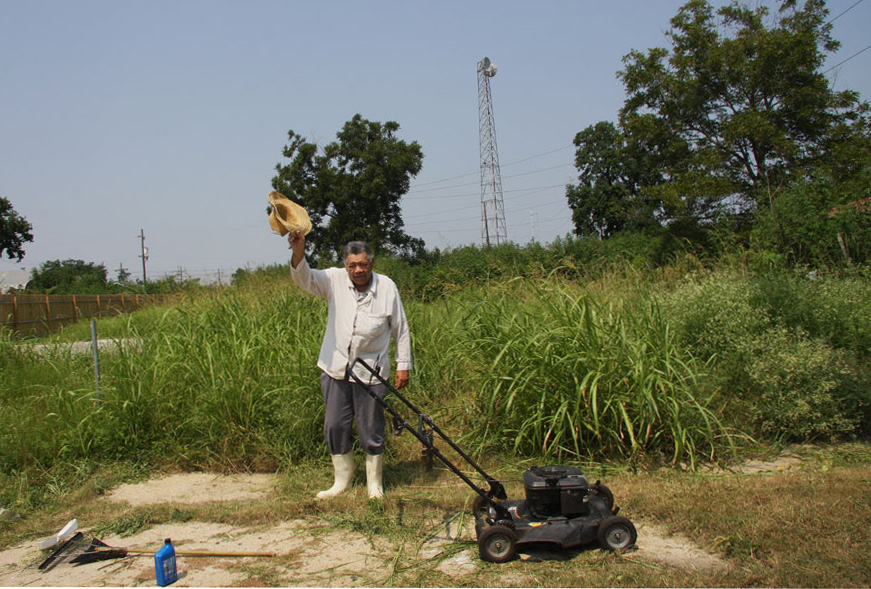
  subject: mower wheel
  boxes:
[598,516,637,552]
[592,482,615,512]
[478,524,518,563]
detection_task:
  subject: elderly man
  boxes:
[288,231,412,499]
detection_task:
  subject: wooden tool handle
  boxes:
[125,549,276,557]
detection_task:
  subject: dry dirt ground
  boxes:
[2,451,803,588]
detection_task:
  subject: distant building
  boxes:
[0,270,30,293]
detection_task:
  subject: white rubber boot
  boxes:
[316,452,354,499]
[365,453,384,499]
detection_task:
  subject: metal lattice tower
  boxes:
[478,57,507,246]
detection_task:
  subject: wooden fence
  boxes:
[0,294,161,338]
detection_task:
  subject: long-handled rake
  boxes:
[70,538,275,565]
[38,534,275,570]
[69,537,276,565]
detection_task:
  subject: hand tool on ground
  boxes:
[38,531,89,571]
[69,537,276,566]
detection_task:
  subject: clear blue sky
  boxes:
[2,0,869,282]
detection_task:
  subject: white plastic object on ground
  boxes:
[37,519,78,550]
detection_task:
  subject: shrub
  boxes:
[660,269,871,441]
[738,327,863,440]
[751,177,871,267]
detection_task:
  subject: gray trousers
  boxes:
[320,372,387,456]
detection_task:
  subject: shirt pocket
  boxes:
[355,312,390,340]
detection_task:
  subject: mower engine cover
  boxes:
[523,465,589,518]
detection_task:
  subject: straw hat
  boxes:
[268,191,312,236]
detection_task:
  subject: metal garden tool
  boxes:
[69,537,276,565]
[38,532,89,572]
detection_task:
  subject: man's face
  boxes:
[345,253,373,290]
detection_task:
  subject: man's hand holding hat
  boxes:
[288,231,306,269]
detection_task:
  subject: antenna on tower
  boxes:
[478,56,507,247]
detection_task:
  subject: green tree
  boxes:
[566,121,661,238]
[753,175,871,266]
[824,102,871,196]
[614,0,867,233]
[115,266,133,285]
[0,197,34,262]
[27,259,110,294]
[272,114,425,264]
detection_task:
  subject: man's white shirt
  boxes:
[291,258,412,383]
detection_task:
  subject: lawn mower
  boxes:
[349,359,637,563]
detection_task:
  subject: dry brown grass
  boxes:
[1,443,869,587]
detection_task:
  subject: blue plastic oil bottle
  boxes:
[154,538,178,586]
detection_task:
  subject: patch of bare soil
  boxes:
[626,522,727,572]
[105,473,273,506]
[0,472,729,587]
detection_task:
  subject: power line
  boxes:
[406,165,572,198]
[823,42,871,74]
[501,145,574,167]
[410,169,478,188]
[405,193,570,228]
[503,163,573,180]
[823,0,870,74]
[829,0,866,23]
[409,144,573,189]
[405,182,570,204]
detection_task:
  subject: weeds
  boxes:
[93,508,154,538]
[1,248,870,587]
[1,252,869,504]
[455,280,733,466]
[659,267,871,441]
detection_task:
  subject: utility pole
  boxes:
[117,262,128,284]
[139,229,149,293]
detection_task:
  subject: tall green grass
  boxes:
[97,282,328,469]
[2,252,870,513]
[1,278,328,477]
[448,279,731,467]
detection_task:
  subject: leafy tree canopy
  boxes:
[0,196,34,262]
[566,121,662,238]
[272,114,425,265]
[26,259,110,294]
[570,0,870,243]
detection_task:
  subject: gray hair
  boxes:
[343,241,373,263]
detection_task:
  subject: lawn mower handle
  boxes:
[349,359,511,519]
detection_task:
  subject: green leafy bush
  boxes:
[739,327,862,440]
[660,269,871,441]
[751,178,871,267]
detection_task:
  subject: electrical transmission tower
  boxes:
[478,56,507,246]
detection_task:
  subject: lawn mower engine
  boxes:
[473,465,637,563]
[524,465,590,518]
